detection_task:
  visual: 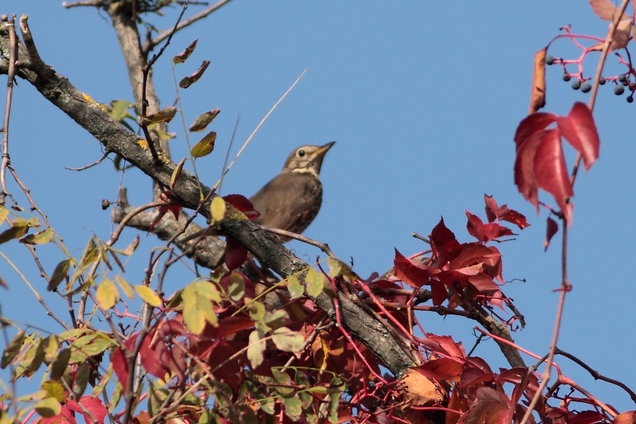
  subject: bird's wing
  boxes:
[250,173,323,234]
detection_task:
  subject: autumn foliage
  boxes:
[1,1,636,424]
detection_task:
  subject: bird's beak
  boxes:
[310,141,335,173]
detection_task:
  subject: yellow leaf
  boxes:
[247,330,265,368]
[122,235,140,256]
[305,267,326,298]
[115,275,135,299]
[134,285,162,307]
[271,327,304,352]
[20,228,54,245]
[190,131,216,158]
[287,275,304,299]
[95,278,119,310]
[210,196,226,223]
[170,158,186,191]
[0,220,31,244]
[0,205,8,226]
[80,238,99,267]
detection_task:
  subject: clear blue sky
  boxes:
[3,0,635,413]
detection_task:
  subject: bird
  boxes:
[249,141,335,238]
[182,141,335,242]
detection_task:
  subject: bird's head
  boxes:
[282,141,335,177]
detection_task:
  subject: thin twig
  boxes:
[146,0,232,53]
[215,69,307,190]
[65,151,109,171]
[262,226,335,257]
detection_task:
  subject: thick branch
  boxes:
[0,19,417,377]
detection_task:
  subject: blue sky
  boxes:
[3,0,636,413]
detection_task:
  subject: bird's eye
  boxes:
[298,149,305,157]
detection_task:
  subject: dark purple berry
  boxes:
[545,55,555,65]
[562,74,571,82]
[599,77,606,85]
[628,95,634,103]
[580,83,591,93]
[571,80,581,90]
[614,85,625,95]
[618,74,627,83]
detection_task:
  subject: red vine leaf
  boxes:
[544,217,558,251]
[556,102,600,171]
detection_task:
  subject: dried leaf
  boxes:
[173,39,198,64]
[529,48,547,113]
[179,60,210,89]
[1,330,26,369]
[544,217,559,251]
[399,369,444,406]
[20,228,53,245]
[141,106,177,125]
[189,108,220,132]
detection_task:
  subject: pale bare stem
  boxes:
[0,14,17,205]
[146,0,233,53]
[62,0,103,8]
[0,251,69,330]
[519,288,568,424]
[263,226,336,258]
[216,69,308,190]
[77,201,165,324]
[139,4,189,163]
[571,0,631,186]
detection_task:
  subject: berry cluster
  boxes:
[545,54,635,103]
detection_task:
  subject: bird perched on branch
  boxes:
[183,141,335,242]
[249,141,335,239]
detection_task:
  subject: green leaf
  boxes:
[47,259,71,292]
[80,238,99,267]
[73,361,90,398]
[1,330,26,369]
[34,397,61,418]
[247,330,265,368]
[108,99,134,121]
[183,281,219,334]
[41,380,66,403]
[50,348,71,380]
[281,395,302,422]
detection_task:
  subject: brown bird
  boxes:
[182,141,334,242]
[249,141,335,237]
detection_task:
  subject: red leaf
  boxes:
[430,218,462,266]
[393,249,430,288]
[67,397,107,424]
[514,130,543,210]
[430,280,448,306]
[111,334,138,392]
[39,405,77,424]
[556,102,600,171]
[498,207,530,229]
[421,334,466,359]
[534,128,573,223]
[513,112,557,150]
[225,236,247,270]
[465,211,485,242]
[223,194,260,221]
[139,331,171,379]
[544,217,558,251]
[568,411,606,424]
[413,358,463,382]
[484,194,499,222]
